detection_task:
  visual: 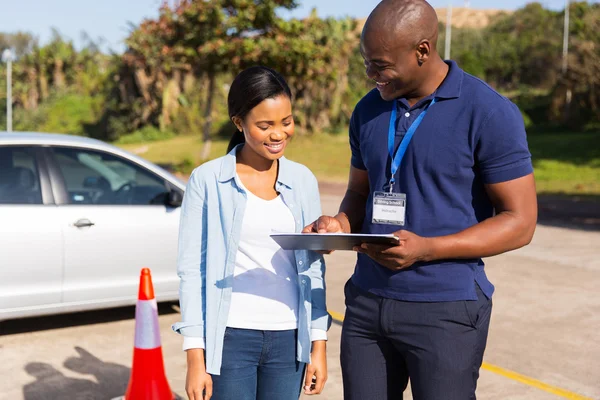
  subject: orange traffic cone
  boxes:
[122,268,175,400]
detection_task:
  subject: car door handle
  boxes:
[73,219,95,228]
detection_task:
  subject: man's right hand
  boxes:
[186,349,212,400]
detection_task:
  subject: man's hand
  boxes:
[355,230,434,271]
[304,341,327,395]
[186,349,212,400]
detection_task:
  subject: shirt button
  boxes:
[405,112,410,117]
[298,261,303,265]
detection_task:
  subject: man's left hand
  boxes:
[354,230,435,271]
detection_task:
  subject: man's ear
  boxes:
[416,39,431,66]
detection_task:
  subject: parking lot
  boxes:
[1,192,599,400]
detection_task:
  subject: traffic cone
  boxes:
[122,268,175,400]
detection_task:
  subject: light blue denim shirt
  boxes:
[172,145,332,375]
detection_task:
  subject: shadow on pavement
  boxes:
[23,346,130,400]
[1,302,179,336]
[536,193,600,231]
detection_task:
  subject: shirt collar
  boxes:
[218,144,293,189]
[397,60,463,109]
[434,60,463,100]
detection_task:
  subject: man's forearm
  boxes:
[427,211,536,261]
[336,189,368,233]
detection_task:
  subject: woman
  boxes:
[172,66,330,400]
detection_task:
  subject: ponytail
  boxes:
[227,130,245,154]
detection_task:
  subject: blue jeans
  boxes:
[211,328,306,400]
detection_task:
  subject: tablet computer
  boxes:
[270,232,400,251]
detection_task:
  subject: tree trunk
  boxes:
[39,66,49,100]
[161,70,182,130]
[53,59,65,89]
[201,71,216,161]
[134,68,153,103]
[26,67,39,110]
[329,59,349,127]
[134,67,159,124]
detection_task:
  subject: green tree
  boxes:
[550,2,600,127]
[0,32,38,58]
[481,3,563,89]
[253,11,359,132]
[438,24,488,79]
[126,0,297,158]
[0,29,113,134]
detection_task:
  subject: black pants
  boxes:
[340,279,492,400]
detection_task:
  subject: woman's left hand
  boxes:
[304,340,327,395]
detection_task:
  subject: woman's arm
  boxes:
[304,173,332,334]
[172,169,212,399]
[303,172,330,395]
[172,168,208,339]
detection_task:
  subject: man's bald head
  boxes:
[362,0,440,50]
[359,0,448,101]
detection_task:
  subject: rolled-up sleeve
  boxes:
[305,173,332,337]
[476,101,533,184]
[172,169,207,340]
[349,111,366,170]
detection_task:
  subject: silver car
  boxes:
[0,132,185,321]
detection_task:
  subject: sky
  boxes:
[0,0,577,53]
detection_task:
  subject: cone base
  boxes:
[125,347,174,400]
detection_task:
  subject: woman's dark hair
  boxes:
[226,66,293,154]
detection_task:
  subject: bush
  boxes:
[115,126,176,144]
[513,90,553,128]
[520,109,533,129]
[14,93,102,135]
[173,157,195,175]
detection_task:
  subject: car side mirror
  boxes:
[166,190,183,207]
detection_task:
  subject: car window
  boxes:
[53,147,169,206]
[0,147,43,205]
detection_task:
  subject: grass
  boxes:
[528,131,600,194]
[119,130,600,195]
[120,133,352,183]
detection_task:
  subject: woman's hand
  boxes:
[304,340,328,395]
[303,214,351,255]
[186,349,213,400]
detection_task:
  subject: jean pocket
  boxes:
[343,278,355,306]
[223,327,234,340]
[463,288,492,329]
[462,300,478,329]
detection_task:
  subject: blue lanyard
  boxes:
[387,97,437,192]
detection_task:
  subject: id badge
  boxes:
[372,191,406,226]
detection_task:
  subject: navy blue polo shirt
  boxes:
[350,61,533,302]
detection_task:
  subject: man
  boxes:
[303,0,537,399]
